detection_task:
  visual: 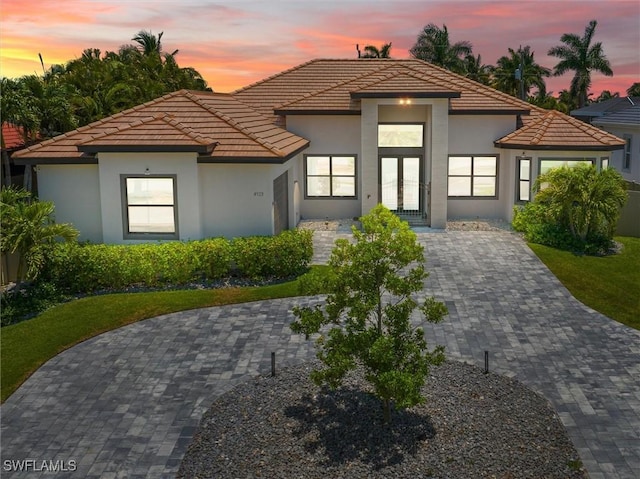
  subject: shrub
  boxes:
[513,165,627,254]
[232,229,313,279]
[41,238,232,294]
[1,282,67,326]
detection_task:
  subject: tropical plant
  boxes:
[463,54,493,85]
[0,187,78,284]
[493,46,550,99]
[409,23,472,74]
[361,42,392,58]
[626,83,640,97]
[548,20,613,108]
[528,91,569,113]
[514,164,627,253]
[291,205,447,423]
[594,90,620,102]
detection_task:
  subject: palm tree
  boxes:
[594,90,620,102]
[493,46,550,99]
[361,42,392,58]
[548,20,613,108]
[0,186,78,284]
[627,83,640,97]
[409,23,472,74]
[463,54,492,85]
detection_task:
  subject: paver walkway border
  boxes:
[1,230,638,478]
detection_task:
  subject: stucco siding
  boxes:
[287,115,362,219]
[198,163,277,238]
[98,153,201,243]
[36,164,103,243]
[597,125,640,183]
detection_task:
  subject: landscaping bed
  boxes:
[179,360,587,479]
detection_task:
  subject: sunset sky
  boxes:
[1,0,638,97]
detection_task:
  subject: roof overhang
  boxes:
[13,156,98,165]
[77,143,216,154]
[198,141,309,164]
[494,142,625,151]
[273,109,361,116]
[451,109,530,115]
[350,91,461,99]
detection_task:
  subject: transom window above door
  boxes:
[305,155,356,198]
[378,124,424,148]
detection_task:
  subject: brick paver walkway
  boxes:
[1,230,638,478]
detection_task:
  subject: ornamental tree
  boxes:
[291,205,447,423]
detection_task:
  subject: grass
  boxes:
[1,266,329,403]
[529,236,640,330]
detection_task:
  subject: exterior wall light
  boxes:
[399,98,412,105]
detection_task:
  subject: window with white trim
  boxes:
[121,175,178,239]
[378,124,424,147]
[517,157,531,202]
[305,155,356,198]
[447,155,498,198]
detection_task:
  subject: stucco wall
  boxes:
[447,115,517,221]
[98,153,201,243]
[199,163,281,238]
[287,115,362,219]
[36,164,103,242]
[597,125,640,183]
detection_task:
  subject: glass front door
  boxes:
[380,156,422,215]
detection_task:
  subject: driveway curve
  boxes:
[1,231,638,479]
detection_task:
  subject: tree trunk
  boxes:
[1,148,11,187]
[383,399,391,424]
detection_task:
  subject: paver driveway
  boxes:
[1,230,639,478]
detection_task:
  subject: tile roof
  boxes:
[13,91,309,164]
[234,59,532,117]
[2,123,25,150]
[495,110,625,150]
[571,96,640,118]
[592,105,640,127]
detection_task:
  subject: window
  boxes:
[623,135,632,170]
[601,157,610,170]
[122,175,178,239]
[447,155,498,198]
[378,124,424,147]
[517,157,531,202]
[539,158,594,176]
[305,155,356,198]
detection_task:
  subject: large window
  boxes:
[447,155,498,198]
[623,135,632,170]
[122,175,178,239]
[517,157,531,202]
[305,155,356,198]
[378,124,424,148]
[539,158,594,176]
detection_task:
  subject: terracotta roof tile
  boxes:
[13,91,309,163]
[495,110,626,150]
[234,59,532,117]
[1,123,25,149]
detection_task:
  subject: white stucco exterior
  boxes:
[36,164,103,243]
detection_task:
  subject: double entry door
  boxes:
[380,156,423,216]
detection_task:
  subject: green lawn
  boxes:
[1,267,328,403]
[529,237,640,330]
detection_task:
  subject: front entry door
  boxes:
[380,156,422,216]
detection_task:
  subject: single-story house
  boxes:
[13,59,625,243]
[592,105,640,183]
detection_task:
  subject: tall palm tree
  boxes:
[361,42,392,58]
[493,46,550,99]
[548,20,613,108]
[463,54,492,85]
[409,23,472,74]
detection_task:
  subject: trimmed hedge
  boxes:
[232,229,313,279]
[39,229,313,294]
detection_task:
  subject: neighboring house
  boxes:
[1,122,30,189]
[592,105,640,183]
[12,59,625,243]
[571,96,640,124]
